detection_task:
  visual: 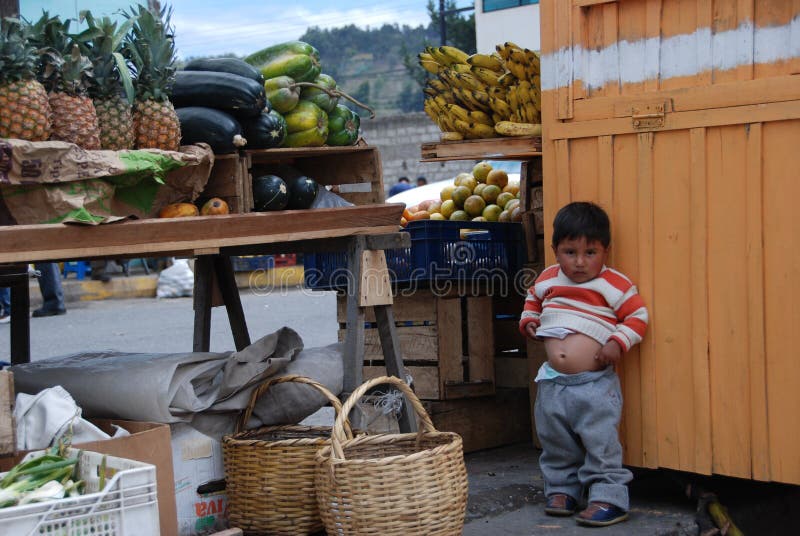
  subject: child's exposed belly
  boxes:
[543,333,606,374]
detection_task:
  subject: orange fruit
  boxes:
[451,185,472,208]
[502,182,520,196]
[486,169,509,189]
[496,192,515,209]
[440,185,455,201]
[402,207,414,221]
[473,183,487,197]
[460,176,478,193]
[482,204,502,222]
[410,210,431,221]
[498,210,511,223]
[481,184,502,204]
[427,201,442,214]
[430,212,446,220]
[510,206,522,222]
[472,216,487,222]
[454,172,472,186]
[450,210,469,221]
[472,161,492,183]
[440,199,456,219]
[505,199,520,213]
[463,195,486,217]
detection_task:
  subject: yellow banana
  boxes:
[496,41,522,61]
[460,89,492,113]
[516,82,531,105]
[525,102,541,124]
[470,66,501,86]
[470,89,490,106]
[494,120,542,137]
[468,109,494,126]
[455,72,483,91]
[507,85,519,112]
[428,78,448,92]
[497,72,517,87]
[444,103,472,123]
[440,131,464,142]
[466,53,503,72]
[423,87,438,98]
[506,59,528,81]
[419,59,441,75]
[450,63,473,75]
[418,52,435,63]
[427,46,455,66]
[492,112,504,124]
[451,118,474,138]
[439,45,470,64]
[459,119,496,139]
[489,96,512,119]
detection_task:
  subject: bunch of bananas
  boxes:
[419,42,542,139]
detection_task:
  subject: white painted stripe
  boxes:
[541,17,800,91]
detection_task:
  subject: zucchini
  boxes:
[183,57,265,85]
[177,107,246,154]
[172,71,267,118]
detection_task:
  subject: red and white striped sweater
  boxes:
[519,264,648,351]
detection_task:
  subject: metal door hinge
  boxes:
[632,102,667,129]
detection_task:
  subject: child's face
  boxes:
[552,237,608,283]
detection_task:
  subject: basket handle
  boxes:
[330,375,436,460]
[235,374,353,440]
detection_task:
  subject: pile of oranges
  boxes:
[400,161,522,227]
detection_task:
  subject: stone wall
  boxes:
[360,112,475,197]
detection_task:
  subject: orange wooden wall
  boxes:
[540,0,800,485]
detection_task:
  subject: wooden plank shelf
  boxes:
[0,204,404,264]
[420,136,542,162]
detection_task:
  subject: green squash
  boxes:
[282,101,328,147]
[300,73,339,113]
[264,76,300,114]
[245,41,321,83]
[326,105,360,146]
[240,110,287,149]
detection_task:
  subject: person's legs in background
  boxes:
[0,287,9,323]
[33,262,66,317]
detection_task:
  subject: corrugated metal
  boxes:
[540,0,800,485]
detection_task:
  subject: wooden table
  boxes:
[0,204,417,431]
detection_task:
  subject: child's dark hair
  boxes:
[552,202,611,248]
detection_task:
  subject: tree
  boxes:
[427,0,476,52]
[397,81,424,113]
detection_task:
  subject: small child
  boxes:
[519,201,648,527]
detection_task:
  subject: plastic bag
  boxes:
[310,186,354,209]
[156,258,194,298]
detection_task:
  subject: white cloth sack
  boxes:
[156,258,194,298]
[13,385,129,451]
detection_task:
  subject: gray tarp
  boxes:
[11,327,345,438]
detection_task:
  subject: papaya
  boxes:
[300,73,339,113]
[245,41,321,83]
[326,104,360,146]
[263,76,300,113]
[282,100,328,147]
[158,202,199,218]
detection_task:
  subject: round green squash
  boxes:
[240,110,287,149]
[326,105,360,146]
[300,73,339,113]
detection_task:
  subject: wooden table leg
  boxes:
[342,236,366,396]
[213,256,250,351]
[193,256,214,352]
[9,272,30,365]
[374,304,417,433]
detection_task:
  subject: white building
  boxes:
[474,0,541,53]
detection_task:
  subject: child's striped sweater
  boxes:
[519,264,648,351]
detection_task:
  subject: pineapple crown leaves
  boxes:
[0,17,39,83]
[76,11,136,103]
[123,4,177,103]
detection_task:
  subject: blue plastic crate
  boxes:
[231,255,275,272]
[303,220,525,290]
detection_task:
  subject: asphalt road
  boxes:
[0,288,340,362]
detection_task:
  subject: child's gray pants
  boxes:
[534,367,632,510]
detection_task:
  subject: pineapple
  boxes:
[28,13,101,149]
[0,17,52,141]
[124,5,180,151]
[80,12,136,150]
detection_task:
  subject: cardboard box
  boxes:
[0,419,177,536]
[170,423,228,535]
[0,370,13,456]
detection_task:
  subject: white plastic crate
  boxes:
[0,448,160,535]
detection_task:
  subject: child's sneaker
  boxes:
[544,493,577,516]
[575,501,629,526]
[0,314,9,324]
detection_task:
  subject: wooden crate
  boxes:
[424,388,531,453]
[0,370,14,456]
[247,143,384,206]
[200,154,252,214]
[338,289,528,400]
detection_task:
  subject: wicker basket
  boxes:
[315,375,468,536]
[222,374,352,535]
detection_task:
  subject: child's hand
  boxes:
[525,323,538,340]
[595,339,622,365]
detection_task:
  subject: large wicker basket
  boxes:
[222,374,352,535]
[315,375,468,536]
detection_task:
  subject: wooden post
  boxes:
[0,0,20,18]
[193,256,214,352]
